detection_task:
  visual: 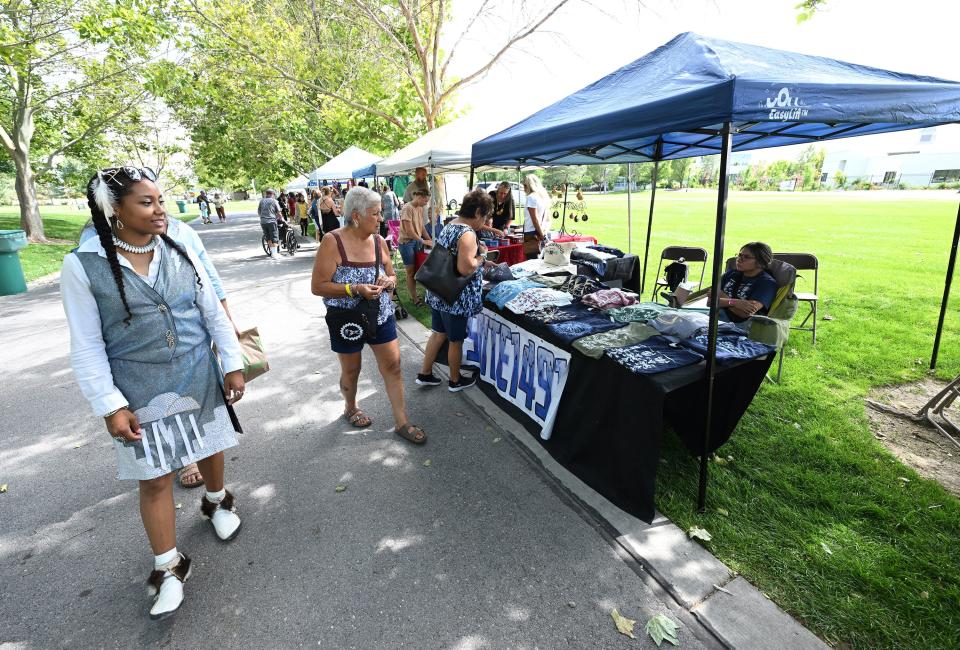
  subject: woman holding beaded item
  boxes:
[60,166,246,620]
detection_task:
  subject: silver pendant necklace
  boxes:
[113,234,158,254]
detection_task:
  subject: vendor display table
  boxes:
[463,303,772,523]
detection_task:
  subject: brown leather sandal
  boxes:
[395,423,427,445]
[178,463,204,489]
[344,407,372,428]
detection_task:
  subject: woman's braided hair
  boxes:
[86,168,202,325]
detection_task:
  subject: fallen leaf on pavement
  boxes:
[610,609,636,639]
[645,613,680,646]
[423,459,432,467]
[0,484,7,493]
[688,526,712,542]
[713,584,733,595]
[175,503,182,509]
[492,437,501,443]
[335,485,347,493]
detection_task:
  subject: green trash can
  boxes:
[176,200,187,214]
[0,229,28,295]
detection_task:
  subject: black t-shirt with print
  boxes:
[489,190,515,230]
[720,269,778,322]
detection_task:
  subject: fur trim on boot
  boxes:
[200,490,242,541]
[146,553,192,620]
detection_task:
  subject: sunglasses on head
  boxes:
[101,166,158,183]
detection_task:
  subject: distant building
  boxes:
[821,126,960,187]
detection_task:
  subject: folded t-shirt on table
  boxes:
[546,305,626,345]
[485,279,545,309]
[651,311,710,339]
[559,274,606,299]
[581,288,639,310]
[679,334,777,362]
[605,336,704,375]
[572,322,659,359]
[505,287,574,314]
[607,302,672,324]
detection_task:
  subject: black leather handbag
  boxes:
[324,237,382,341]
[414,230,474,305]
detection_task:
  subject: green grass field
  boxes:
[394,189,960,649]
[7,191,960,647]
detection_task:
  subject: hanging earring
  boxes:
[114,217,125,230]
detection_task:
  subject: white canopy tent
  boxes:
[284,146,380,191]
[374,113,518,176]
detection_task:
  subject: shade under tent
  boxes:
[471,31,960,511]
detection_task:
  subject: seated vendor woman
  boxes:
[718,241,777,323]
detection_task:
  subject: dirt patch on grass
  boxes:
[866,378,960,497]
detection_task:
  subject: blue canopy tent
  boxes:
[471,32,960,511]
[352,162,378,180]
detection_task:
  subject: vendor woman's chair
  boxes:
[772,253,818,344]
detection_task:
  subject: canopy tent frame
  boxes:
[469,31,960,513]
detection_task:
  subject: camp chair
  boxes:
[772,253,818,344]
[676,257,798,382]
[650,246,708,302]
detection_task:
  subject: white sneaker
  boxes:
[147,553,192,620]
[201,490,242,541]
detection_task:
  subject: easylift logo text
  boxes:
[760,87,809,121]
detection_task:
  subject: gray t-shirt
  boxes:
[258,197,281,224]
[402,179,429,203]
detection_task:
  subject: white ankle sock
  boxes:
[154,547,179,571]
[205,489,225,503]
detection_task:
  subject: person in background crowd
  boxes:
[309,189,322,242]
[310,186,426,445]
[416,189,492,392]
[197,190,212,224]
[296,193,309,236]
[718,241,778,324]
[287,192,297,223]
[213,192,226,222]
[61,166,245,620]
[358,177,368,188]
[489,181,514,231]
[403,166,433,238]
[259,189,282,257]
[380,183,400,242]
[398,189,433,307]
[278,191,290,223]
[522,174,550,260]
[319,186,341,235]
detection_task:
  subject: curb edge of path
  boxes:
[394,315,828,650]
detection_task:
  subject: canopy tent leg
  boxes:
[517,165,523,227]
[698,123,732,514]
[627,163,633,254]
[468,166,474,189]
[640,161,659,296]
[931,201,960,370]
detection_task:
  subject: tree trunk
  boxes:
[12,150,46,242]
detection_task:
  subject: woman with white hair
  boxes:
[311,187,426,445]
[522,174,551,259]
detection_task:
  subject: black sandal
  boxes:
[395,423,427,445]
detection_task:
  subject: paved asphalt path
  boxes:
[0,213,711,649]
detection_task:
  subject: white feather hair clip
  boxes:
[92,171,117,220]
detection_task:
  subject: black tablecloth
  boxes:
[450,304,772,523]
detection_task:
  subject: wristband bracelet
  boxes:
[345,283,353,297]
